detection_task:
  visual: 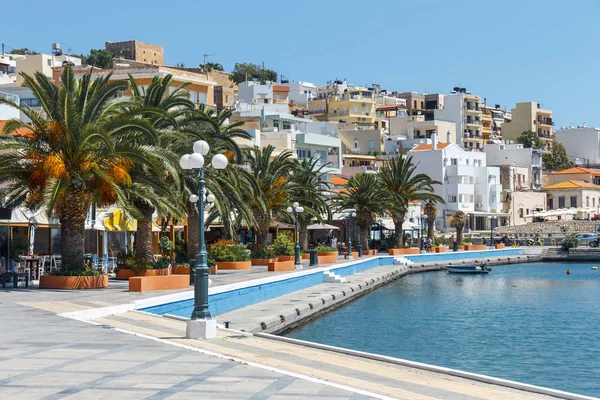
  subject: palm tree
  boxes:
[423,200,437,239]
[118,74,192,261]
[287,158,332,250]
[451,211,468,244]
[243,145,295,246]
[0,67,159,270]
[170,106,253,260]
[334,173,386,249]
[378,155,444,248]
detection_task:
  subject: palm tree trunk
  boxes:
[359,224,369,248]
[427,218,435,239]
[134,201,155,262]
[254,210,271,246]
[57,187,89,271]
[186,201,198,261]
[299,218,309,250]
[393,221,403,248]
[457,226,464,245]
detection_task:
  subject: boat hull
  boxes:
[446,265,490,274]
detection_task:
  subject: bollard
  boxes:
[224,321,230,329]
[356,245,363,257]
[309,250,318,266]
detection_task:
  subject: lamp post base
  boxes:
[186,318,217,339]
[294,263,303,270]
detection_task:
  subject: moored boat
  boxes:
[446,263,491,274]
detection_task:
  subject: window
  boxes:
[198,92,207,104]
[276,94,280,100]
[283,121,291,129]
[47,59,52,66]
[594,198,596,208]
[343,106,347,114]
[368,141,376,150]
[413,100,417,108]
[526,209,530,216]
[420,101,424,109]
[264,99,268,104]
[189,91,197,104]
[547,198,554,209]
[571,196,577,208]
[586,196,590,207]
[296,149,311,159]
[449,195,457,203]
[354,106,359,113]
[451,158,458,165]
[558,197,565,208]
[225,95,230,103]
[518,208,524,218]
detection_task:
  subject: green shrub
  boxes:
[150,257,171,270]
[315,245,337,252]
[158,237,175,254]
[248,244,273,259]
[208,240,250,262]
[272,233,294,256]
[561,234,579,250]
[463,237,473,243]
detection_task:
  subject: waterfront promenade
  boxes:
[0,253,588,400]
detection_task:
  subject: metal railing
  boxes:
[0,91,19,104]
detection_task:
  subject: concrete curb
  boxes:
[255,332,596,400]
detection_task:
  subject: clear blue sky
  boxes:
[2,0,599,128]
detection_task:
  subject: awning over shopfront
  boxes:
[307,223,339,231]
[0,206,59,227]
[103,208,136,231]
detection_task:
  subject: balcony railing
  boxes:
[0,91,19,105]
[308,108,326,114]
[537,119,554,126]
[464,118,481,125]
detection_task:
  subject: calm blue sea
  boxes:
[284,262,600,397]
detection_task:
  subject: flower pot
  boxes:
[251,258,276,266]
[388,248,420,255]
[363,249,378,256]
[345,251,359,259]
[268,260,295,272]
[465,244,486,251]
[317,251,338,264]
[434,246,446,253]
[317,251,338,257]
[301,253,310,260]
[277,255,295,262]
[216,261,252,270]
[116,267,172,280]
[39,275,109,290]
[494,243,505,249]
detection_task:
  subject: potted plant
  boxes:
[172,262,191,275]
[208,239,251,270]
[249,244,275,265]
[158,236,175,260]
[315,245,338,263]
[115,255,172,280]
[40,266,109,290]
[272,233,295,262]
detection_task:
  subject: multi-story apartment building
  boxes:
[13,52,81,81]
[408,140,502,231]
[434,89,483,151]
[481,104,510,140]
[54,64,217,108]
[105,40,164,65]
[554,126,600,164]
[284,81,317,105]
[501,102,554,149]
[385,115,457,154]
[326,88,376,126]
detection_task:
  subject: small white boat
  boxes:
[446,263,491,274]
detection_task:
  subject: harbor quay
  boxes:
[1,249,596,400]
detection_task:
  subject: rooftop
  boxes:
[544,180,600,190]
[550,167,600,176]
[0,120,32,137]
[409,143,452,151]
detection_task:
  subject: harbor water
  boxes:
[284,262,600,397]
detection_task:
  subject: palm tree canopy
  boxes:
[378,155,445,219]
[334,173,386,228]
[284,157,332,223]
[451,210,468,228]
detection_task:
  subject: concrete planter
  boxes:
[301,253,310,260]
[276,255,295,262]
[251,258,277,266]
[434,246,446,253]
[465,244,487,251]
[216,261,252,270]
[458,245,466,250]
[172,265,191,275]
[317,251,338,257]
[39,275,109,290]
[388,248,420,255]
[494,243,505,249]
[345,251,359,259]
[267,260,295,272]
[128,275,190,292]
[363,249,378,256]
[116,267,172,280]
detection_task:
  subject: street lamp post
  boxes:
[345,210,356,260]
[286,202,304,269]
[420,214,426,252]
[180,140,228,339]
[487,215,497,249]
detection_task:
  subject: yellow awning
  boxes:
[103,208,137,231]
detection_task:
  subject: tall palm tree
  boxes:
[334,173,387,249]
[244,145,295,246]
[0,67,159,270]
[117,74,192,261]
[286,158,332,250]
[170,106,253,260]
[378,155,444,248]
[451,211,468,244]
[423,200,438,239]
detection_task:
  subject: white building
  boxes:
[385,114,457,154]
[434,90,483,151]
[484,143,543,189]
[554,127,600,165]
[0,82,38,121]
[238,81,274,104]
[15,53,81,81]
[408,140,503,231]
[284,81,317,105]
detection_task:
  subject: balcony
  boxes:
[464,118,481,126]
[446,165,474,177]
[537,118,554,126]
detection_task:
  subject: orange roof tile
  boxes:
[550,167,600,176]
[0,120,33,137]
[544,180,600,190]
[273,85,290,92]
[330,176,348,186]
[409,143,452,151]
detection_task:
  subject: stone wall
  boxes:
[495,220,596,236]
